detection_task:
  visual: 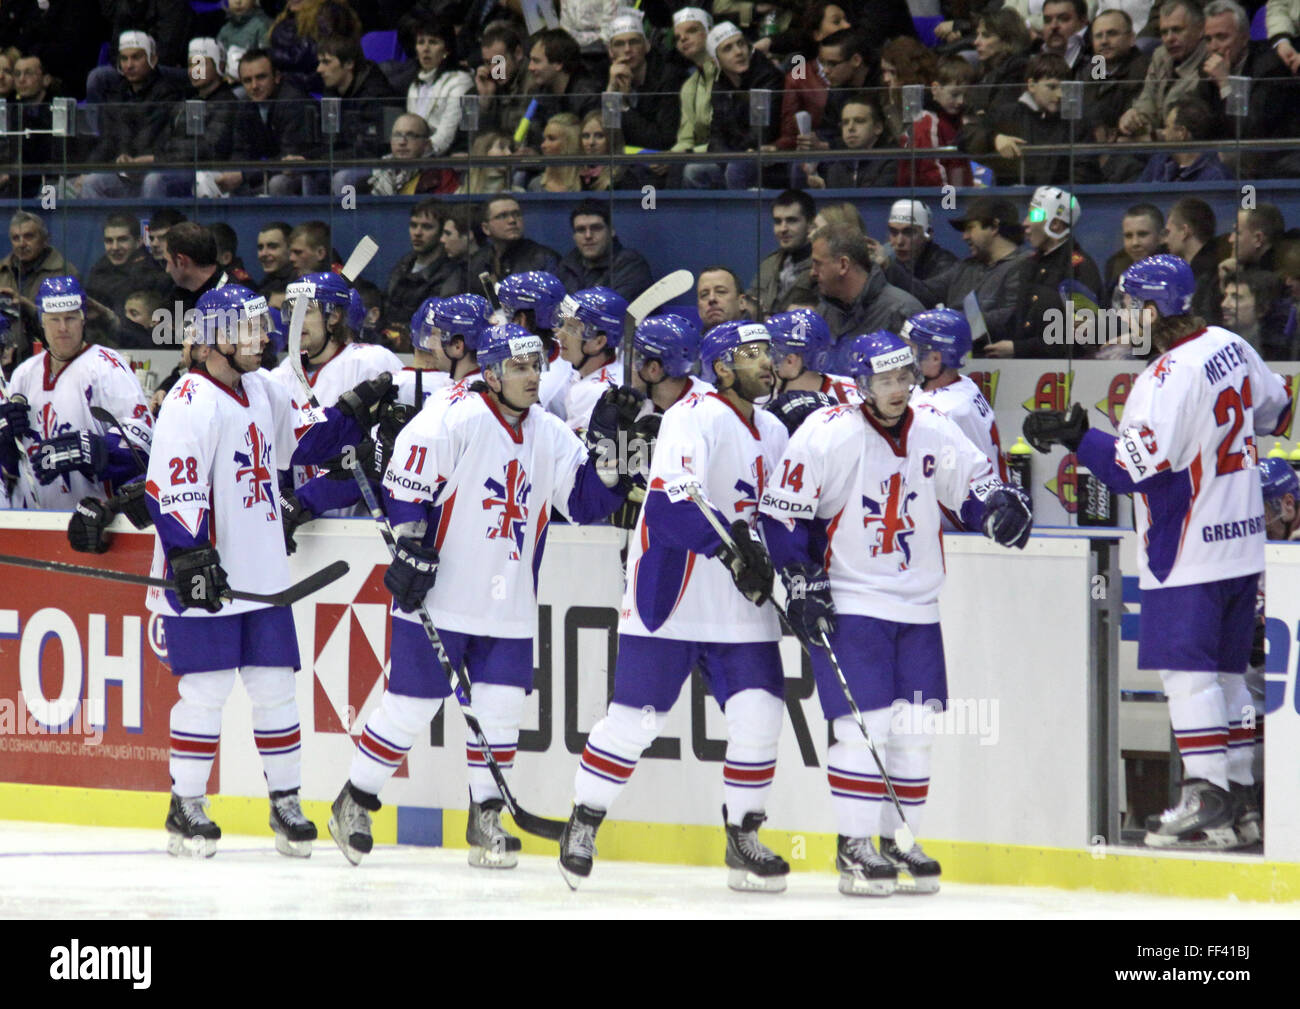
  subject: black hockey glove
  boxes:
[0,396,30,444]
[1022,403,1088,454]
[67,496,115,554]
[1251,620,1266,668]
[335,373,395,427]
[981,485,1033,550]
[34,431,109,485]
[585,386,646,452]
[768,389,836,436]
[713,519,774,607]
[114,479,153,529]
[168,545,230,613]
[384,536,439,612]
[781,563,836,646]
[280,488,312,555]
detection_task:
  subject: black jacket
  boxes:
[313,61,400,161]
[709,53,783,153]
[554,239,653,303]
[155,82,240,164]
[90,68,184,162]
[468,238,560,282]
[86,247,169,317]
[1011,240,1103,358]
[231,78,316,162]
[883,241,960,304]
[619,51,691,152]
[385,250,459,330]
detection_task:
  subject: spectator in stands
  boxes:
[138,38,240,199]
[119,287,164,349]
[697,266,748,332]
[255,221,295,293]
[473,21,530,141]
[670,8,718,163]
[1080,8,1149,132]
[436,204,480,298]
[79,33,183,199]
[748,190,816,318]
[288,220,331,277]
[86,213,168,320]
[386,198,453,329]
[1269,0,1300,73]
[602,8,686,153]
[1200,0,1300,177]
[369,113,459,195]
[1221,269,1291,357]
[804,94,897,189]
[1102,203,1165,302]
[810,223,925,373]
[469,196,560,279]
[0,0,103,101]
[1001,0,1102,36]
[1039,0,1092,71]
[868,199,960,304]
[1217,205,1286,317]
[555,199,652,301]
[1,54,56,199]
[314,34,400,195]
[402,11,471,157]
[529,113,583,193]
[1139,96,1230,182]
[209,223,253,287]
[686,22,782,190]
[0,50,14,100]
[814,30,874,139]
[966,52,1072,186]
[916,196,1025,341]
[225,47,314,196]
[520,28,601,150]
[970,8,1032,118]
[813,201,865,234]
[457,132,520,195]
[772,21,855,156]
[0,213,79,351]
[218,0,272,79]
[101,0,191,68]
[989,186,1101,358]
[901,54,975,188]
[578,109,642,191]
[757,2,853,65]
[162,223,225,314]
[1162,196,1221,319]
[879,36,938,146]
[263,0,360,83]
[1119,0,1207,139]
[146,209,186,265]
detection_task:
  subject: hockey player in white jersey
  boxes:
[632,314,713,414]
[496,271,572,420]
[763,308,860,436]
[0,276,152,515]
[1024,254,1291,849]
[561,319,793,893]
[328,323,633,869]
[145,284,392,858]
[555,286,625,437]
[760,330,1032,896]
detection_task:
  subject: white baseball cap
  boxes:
[888,199,932,235]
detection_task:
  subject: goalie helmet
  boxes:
[557,286,626,342]
[191,284,270,345]
[477,323,547,373]
[699,319,771,377]
[901,308,972,369]
[634,314,699,378]
[410,296,443,352]
[498,271,566,330]
[765,309,831,372]
[432,294,492,351]
[36,275,86,318]
[1119,254,1194,317]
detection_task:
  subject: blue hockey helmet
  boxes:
[1260,457,1300,510]
[634,314,700,378]
[1119,254,1194,317]
[191,284,271,345]
[477,323,547,373]
[347,288,366,332]
[843,329,917,398]
[901,308,972,369]
[410,296,443,352]
[284,271,352,312]
[36,275,86,318]
[699,319,772,378]
[766,308,832,372]
[557,286,627,343]
[498,271,567,330]
[432,293,492,351]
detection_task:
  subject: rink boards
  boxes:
[1,512,1298,901]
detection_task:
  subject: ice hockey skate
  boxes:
[558,803,605,889]
[1143,778,1237,849]
[165,792,220,858]
[1229,782,1262,848]
[269,789,317,858]
[723,806,788,893]
[880,836,941,893]
[328,782,381,866]
[466,796,522,869]
[836,836,897,896]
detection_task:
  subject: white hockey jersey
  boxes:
[565,363,620,437]
[819,372,862,405]
[1092,326,1290,590]
[393,367,451,409]
[539,350,573,420]
[622,392,787,643]
[635,376,715,421]
[145,369,324,618]
[7,345,152,510]
[761,404,997,624]
[910,375,1004,477]
[384,391,593,637]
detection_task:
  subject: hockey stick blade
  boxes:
[340,236,379,283]
[478,271,503,312]
[0,553,349,606]
[622,269,694,388]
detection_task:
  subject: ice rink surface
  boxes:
[1,820,1294,920]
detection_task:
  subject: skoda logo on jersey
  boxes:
[482,459,532,559]
[233,422,276,518]
[862,472,917,565]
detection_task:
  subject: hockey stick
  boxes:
[682,482,916,852]
[287,275,566,842]
[622,270,694,388]
[89,406,148,473]
[478,271,502,311]
[0,552,349,606]
[340,236,379,283]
